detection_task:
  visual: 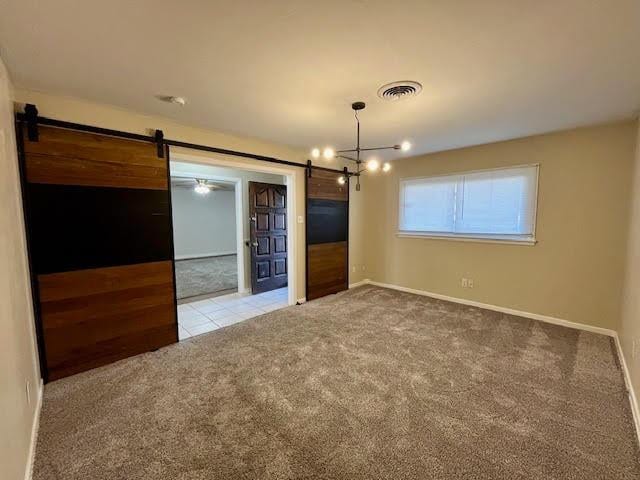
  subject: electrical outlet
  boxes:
[352,266,356,273]
[297,215,304,224]
[468,279,474,289]
[461,278,468,288]
[25,380,31,406]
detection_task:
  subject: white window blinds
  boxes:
[398,165,538,243]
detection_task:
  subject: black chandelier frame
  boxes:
[334,101,403,191]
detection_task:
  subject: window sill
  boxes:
[396,232,537,246]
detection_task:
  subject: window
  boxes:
[398,165,538,244]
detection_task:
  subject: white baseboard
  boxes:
[175,251,235,260]
[25,379,43,480]
[613,334,640,445]
[363,279,616,337]
[348,279,369,289]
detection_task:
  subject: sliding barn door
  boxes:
[19,124,177,381]
[305,168,349,301]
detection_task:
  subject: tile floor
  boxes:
[177,287,289,340]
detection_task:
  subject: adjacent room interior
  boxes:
[170,161,291,340]
[171,175,239,300]
[1,2,640,480]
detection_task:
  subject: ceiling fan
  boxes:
[170,177,231,195]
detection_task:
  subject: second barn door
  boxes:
[305,168,349,301]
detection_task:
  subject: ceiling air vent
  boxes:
[377,81,422,101]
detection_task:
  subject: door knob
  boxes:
[252,241,258,247]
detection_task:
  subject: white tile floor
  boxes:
[177,287,289,340]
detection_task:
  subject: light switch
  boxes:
[297,216,304,224]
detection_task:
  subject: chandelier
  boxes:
[310,101,411,190]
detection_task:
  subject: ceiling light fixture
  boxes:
[194,179,211,195]
[311,101,410,191]
[366,158,380,172]
[322,147,335,160]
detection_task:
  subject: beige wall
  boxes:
[620,121,640,407]
[364,121,638,330]
[348,178,367,284]
[0,61,41,479]
[12,89,365,302]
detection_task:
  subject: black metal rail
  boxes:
[16,107,351,175]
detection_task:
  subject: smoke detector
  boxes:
[156,95,187,106]
[377,81,422,101]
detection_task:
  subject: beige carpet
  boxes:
[33,285,640,479]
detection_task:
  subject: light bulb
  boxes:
[323,147,335,160]
[382,162,391,172]
[366,159,380,172]
[310,148,320,159]
[337,176,346,185]
[401,140,411,152]
[194,180,210,195]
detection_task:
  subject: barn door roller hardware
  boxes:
[154,130,165,158]
[25,104,39,142]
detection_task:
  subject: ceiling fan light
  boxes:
[323,147,335,160]
[311,148,320,159]
[401,140,412,152]
[366,159,380,172]
[382,162,391,172]
[194,179,211,195]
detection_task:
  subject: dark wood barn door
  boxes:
[249,182,288,294]
[18,124,177,381]
[305,168,349,301]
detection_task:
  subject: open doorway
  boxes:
[171,176,238,300]
[170,161,291,341]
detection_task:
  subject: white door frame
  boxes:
[169,151,297,307]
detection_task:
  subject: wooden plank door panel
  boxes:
[307,242,348,300]
[23,125,168,189]
[19,124,177,381]
[38,261,176,380]
[306,169,349,301]
[249,182,288,294]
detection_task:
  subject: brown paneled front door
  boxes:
[249,182,288,294]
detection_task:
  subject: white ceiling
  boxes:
[1,0,639,159]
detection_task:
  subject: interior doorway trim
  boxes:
[169,169,245,294]
[169,151,298,307]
